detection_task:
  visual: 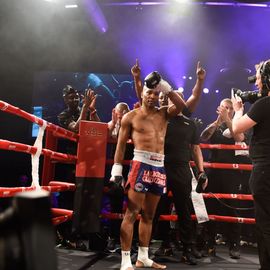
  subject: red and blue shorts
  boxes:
[126,149,167,196]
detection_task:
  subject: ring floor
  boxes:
[57,244,260,270]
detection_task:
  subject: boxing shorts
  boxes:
[126,149,166,195]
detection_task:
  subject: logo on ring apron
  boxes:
[84,127,103,137]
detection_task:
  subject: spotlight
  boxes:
[65,4,78,8]
[188,76,192,80]
[203,88,209,94]
[178,87,184,92]
[182,76,186,79]
[215,89,219,93]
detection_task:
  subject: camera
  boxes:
[232,88,262,104]
[0,190,57,270]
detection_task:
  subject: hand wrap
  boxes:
[108,163,125,197]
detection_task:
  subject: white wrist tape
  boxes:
[111,163,123,177]
[157,79,173,95]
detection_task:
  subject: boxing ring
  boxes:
[0,100,259,269]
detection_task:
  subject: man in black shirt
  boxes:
[162,98,207,265]
[200,98,250,259]
[58,85,100,132]
[232,59,270,270]
[56,85,100,250]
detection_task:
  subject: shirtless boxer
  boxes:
[111,75,186,270]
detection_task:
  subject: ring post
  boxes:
[73,121,108,234]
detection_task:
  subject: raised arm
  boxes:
[200,116,222,142]
[131,59,143,104]
[108,108,117,138]
[166,90,187,117]
[87,89,101,122]
[185,61,206,113]
[217,104,245,142]
[231,94,256,134]
[67,97,90,132]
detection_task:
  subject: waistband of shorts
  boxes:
[133,149,164,167]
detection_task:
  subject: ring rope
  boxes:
[0,139,77,163]
[200,143,249,150]
[0,100,78,142]
[206,192,254,211]
[101,213,255,224]
[0,182,76,198]
[106,159,253,171]
[51,208,73,225]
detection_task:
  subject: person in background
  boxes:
[232,59,270,270]
[108,102,130,138]
[200,98,250,259]
[106,102,131,252]
[58,85,100,132]
[56,85,100,251]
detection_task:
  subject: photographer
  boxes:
[232,59,270,270]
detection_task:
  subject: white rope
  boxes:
[31,120,47,189]
[190,167,209,223]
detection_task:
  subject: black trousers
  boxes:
[155,163,195,249]
[250,165,270,270]
[204,168,245,247]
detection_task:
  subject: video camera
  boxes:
[233,60,270,104]
[0,190,57,270]
[232,88,262,104]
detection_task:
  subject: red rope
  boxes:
[48,181,76,191]
[0,100,78,142]
[0,139,76,163]
[200,143,249,150]
[201,162,252,171]
[101,212,255,224]
[0,183,76,197]
[202,193,253,200]
[107,159,252,171]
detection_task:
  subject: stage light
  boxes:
[174,0,190,3]
[182,75,187,79]
[188,76,192,80]
[215,89,220,93]
[83,0,108,33]
[203,88,209,94]
[65,4,78,8]
[178,87,184,92]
